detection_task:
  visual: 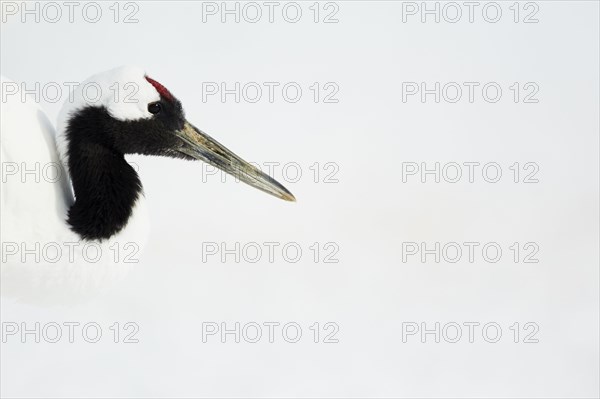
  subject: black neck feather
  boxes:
[65,107,143,241]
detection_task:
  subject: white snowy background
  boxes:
[1,1,599,398]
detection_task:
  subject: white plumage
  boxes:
[1,70,151,303]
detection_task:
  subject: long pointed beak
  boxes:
[174,121,296,202]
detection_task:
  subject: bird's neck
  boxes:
[64,108,143,241]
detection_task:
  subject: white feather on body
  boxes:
[1,71,152,305]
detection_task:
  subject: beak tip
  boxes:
[283,193,296,202]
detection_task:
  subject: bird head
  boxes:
[56,66,295,202]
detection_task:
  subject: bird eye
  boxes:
[148,102,162,114]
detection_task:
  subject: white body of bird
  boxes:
[1,70,153,303]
